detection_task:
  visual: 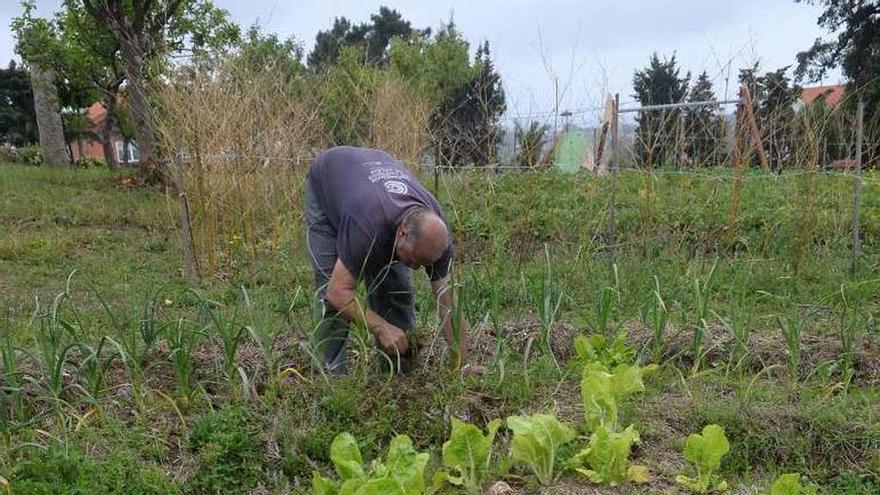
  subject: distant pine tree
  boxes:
[632,53,690,168]
[685,71,724,167]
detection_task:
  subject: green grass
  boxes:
[1,164,879,493]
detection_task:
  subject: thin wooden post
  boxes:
[607,93,620,264]
[173,159,199,285]
[850,99,864,276]
[741,85,770,171]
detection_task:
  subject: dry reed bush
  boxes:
[154,61,327,276]
[369,74,431,170]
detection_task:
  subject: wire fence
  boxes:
[149,57,875,283]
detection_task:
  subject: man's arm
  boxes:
[326,259,409,354]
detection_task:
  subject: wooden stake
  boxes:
[741,85,770,171]
[851,99,864,276]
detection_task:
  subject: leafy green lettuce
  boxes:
[439,418,501,494]
[572,424,650,486]
[506,413,576,486]
[580,362,647,432]
[675,424,731,494]
[311,432,429,495]
[759,473,816,495]
[573,332,635,368]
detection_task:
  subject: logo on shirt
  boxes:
[383,180,408,195]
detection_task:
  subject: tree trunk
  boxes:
[30,65,69,167]
[101,94,119,169]
[120,38,159,181]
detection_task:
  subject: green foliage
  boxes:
[777,313,802,381]
[73,156,104,169]
[389,20,505,167]
[580,362,647,433]
[675,424,731,494]
[388,23,471,106]
[187,406,263,494]
[312,432,430,495]
[685,71,724,167]
[573,332,634,370]
[506,413,576,486]
[17,145,43,166]
[5,443,178,494]
[737,64,801,170]
[233,24,304,77]
[645,278,669,364]
[0,61,38,146]
[572,424,650,486]
[319,45,379,145]
[795,0,880,119]
[632,52,690,167]
[308,7,419,69]
[759,473,816,495]
[439,418,501,494]
[514,121,548,168]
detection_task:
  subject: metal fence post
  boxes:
[850,99,864,276]
[607,93,620,264]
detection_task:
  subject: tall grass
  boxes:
[690,262,716,372]
[647,277,668,364]
[776,314,802,383]
[531,245,563,368]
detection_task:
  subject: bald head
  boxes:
[396,208,449,268]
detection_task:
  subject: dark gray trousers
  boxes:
[304,178,415,374]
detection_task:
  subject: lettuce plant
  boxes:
[759,473,816,495]
[439,418,501,494]
[573,332,634,369]
[572,424,650,486]
[675,424,731,494]
[580,362,647,432]
[506,413,576,486]
[312,432,429,495]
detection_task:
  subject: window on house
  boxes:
[114,141,140,163]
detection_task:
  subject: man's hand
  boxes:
[374,323,409,355]
[327,259,409,355]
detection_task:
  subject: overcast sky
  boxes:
[1,0,842,125]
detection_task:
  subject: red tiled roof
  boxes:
[801,85,845,107]
[84,102,107,132]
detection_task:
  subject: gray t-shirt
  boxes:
[307,146,452,282]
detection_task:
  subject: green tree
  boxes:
[436,40,506,166]
[515,120,549,168]
[307,7,423,70]
[364,7,420,64]
[320,45,380,145]
[390,21,505,167]
[632,53,690,167]
[10,3,70,166]
[308,17,369,69]
[795,0,878,165]
[760,68,800,171]
[235,24,304,77]
[76,0,240,180]
[0,61,38,146]
[736,64,800,171]
[685,71,724,167]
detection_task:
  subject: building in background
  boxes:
[68,102,139,164]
